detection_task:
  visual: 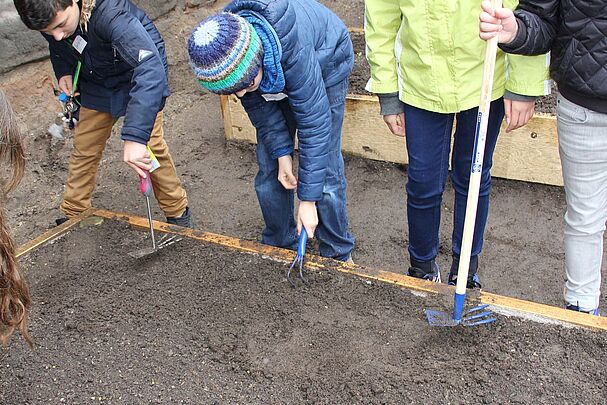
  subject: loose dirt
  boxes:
[0,1,605,401]
[2,220,606,403]
[0,0,602,310]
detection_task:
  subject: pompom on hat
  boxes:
[188,12,263,95]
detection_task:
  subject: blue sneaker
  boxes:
[566,303,600,316]
[408,260,441,283]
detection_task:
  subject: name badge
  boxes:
[262,93,288,102]
[72,35,87,54]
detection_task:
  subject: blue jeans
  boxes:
[254,79,355,261]
[404,99,505,266]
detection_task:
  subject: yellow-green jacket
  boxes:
[364,0,550,113]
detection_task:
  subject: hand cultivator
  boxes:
[425,0,502,327]
[287,229,308,287]
[128,161,182,259]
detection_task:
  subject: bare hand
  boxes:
[383,113,406,137]
[479,0,518,44]
[57,75,79,97]
[504,99,535,132]
[123,141,152,178]
[297,201,318,238]
[277,155,297,190]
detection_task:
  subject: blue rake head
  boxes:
[287,229,308,288]
[426,303,497,327]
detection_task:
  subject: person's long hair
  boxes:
[0,89,31,347]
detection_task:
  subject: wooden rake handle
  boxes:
[454,0,503,296]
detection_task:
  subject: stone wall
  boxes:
[0,0,183,73]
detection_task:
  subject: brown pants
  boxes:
[60,107,188,218]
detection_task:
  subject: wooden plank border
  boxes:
[82,208,603,331]
[16,208,96,258]
[220,94,562,186]
[17,208,602,330]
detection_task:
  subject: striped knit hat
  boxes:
[188,13,263,95]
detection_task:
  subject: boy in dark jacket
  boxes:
[13,0,193,227]
[480,0,607,315]
[187,0,355,261]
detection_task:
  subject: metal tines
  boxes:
[426,303,496,327]
[128,233,183,259]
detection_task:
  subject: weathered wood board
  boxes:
[220,94,562,186]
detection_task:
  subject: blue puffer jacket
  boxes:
[225,0,354,202]
[44,0,170,145]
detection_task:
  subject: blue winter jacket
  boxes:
[44,0,170,145]
[225,0,354,202]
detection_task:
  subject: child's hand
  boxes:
[297,201,318,238]
[58,75,75,96]
[383,113,406,137]
[479,0,518,44]
[504,99,535,133]
[123,141,152,178]
[277,155,297,190]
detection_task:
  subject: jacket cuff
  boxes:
[120,133,148,145]
[271,146,294,160]
[503,90,536,102]
[499,17,528,53]
[377,92,405,115]
[297,187,322,202]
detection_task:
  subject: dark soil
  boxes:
[2,220,606,403]
[0,2,605,398]
[0,0,602,310]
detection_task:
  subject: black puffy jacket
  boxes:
[500,0,607,113]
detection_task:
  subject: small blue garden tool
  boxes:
[425,0,501,327]
[287,229,308,287]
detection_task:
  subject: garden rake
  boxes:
[128,168,182,259]
[287,228,308,287]
[425,0,501,327]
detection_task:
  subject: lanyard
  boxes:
[66,38,83,96]
[72,60,82,97]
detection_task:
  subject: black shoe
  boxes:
[408,259,441,283]
[448,272,482,289]
[448,255,482,289]
[166,206,194,228]
[55,217,69,226]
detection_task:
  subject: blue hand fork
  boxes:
[287,229,308,287]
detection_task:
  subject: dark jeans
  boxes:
[254,79,355,261]
[403,99,505,266]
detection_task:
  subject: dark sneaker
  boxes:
[448,272,482,289]
[566,303,600,316]
[166,206,194,228]
[408,260,441,283]
[55,217,69,226]
[448,255,481,289]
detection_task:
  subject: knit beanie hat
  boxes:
[188,12,263,95]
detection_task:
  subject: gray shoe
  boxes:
[166,207,194,228]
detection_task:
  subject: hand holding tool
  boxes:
[128,151,182,258]
[140,171,156,250]
[287,229,308,287]
[425,0,501,327]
